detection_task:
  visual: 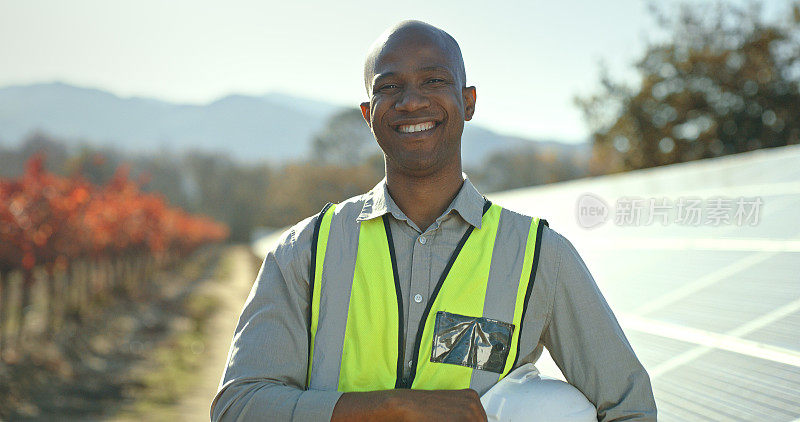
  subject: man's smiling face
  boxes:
[361,22,476,176]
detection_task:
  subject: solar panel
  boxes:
[489,144,800,421]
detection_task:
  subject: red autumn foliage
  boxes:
[0,154,228,273]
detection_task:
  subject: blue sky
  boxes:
[0,0,788,143]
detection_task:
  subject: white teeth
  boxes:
[398,121,436,133]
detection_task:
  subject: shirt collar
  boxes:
[357,173,486,229]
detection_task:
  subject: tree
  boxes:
[311,108,381,166]
[263,162,382,228]
[182,151,273,242]
[0,132,69,178]
[576,1,800,174]
[468,143,589,193]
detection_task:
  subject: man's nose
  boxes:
[394,87,430,113]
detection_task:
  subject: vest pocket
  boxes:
[430,311,514,374]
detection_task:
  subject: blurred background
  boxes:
[1,0,799,420]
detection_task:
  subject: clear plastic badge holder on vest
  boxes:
[480,363,596,422]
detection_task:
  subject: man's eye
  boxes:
[426,78,445,84]
[379,84,399,91]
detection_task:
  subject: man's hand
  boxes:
[331,388,487,422]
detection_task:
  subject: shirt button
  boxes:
[414,294,423,303]
[418,236,427,244]
[408,360,413,368]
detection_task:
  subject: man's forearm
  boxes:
[212,380,342,422]
[213,383,487,422]
[331,389,487,422]
[331,390,401,421]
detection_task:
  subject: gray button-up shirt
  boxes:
[211,176,656,421]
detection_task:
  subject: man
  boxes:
[211,21,656,421]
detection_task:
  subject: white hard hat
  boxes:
[480,363,596,422]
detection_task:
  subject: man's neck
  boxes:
[385,165,464,233]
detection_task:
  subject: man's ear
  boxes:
[463,86,476,121]
[360,102,372,127]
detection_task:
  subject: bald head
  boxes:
[363,20,467,95]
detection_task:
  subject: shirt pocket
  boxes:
[430,311,514,374]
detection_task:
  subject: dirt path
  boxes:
[0,245,258,421]
[102,245,259,422]
[171,245,257,421]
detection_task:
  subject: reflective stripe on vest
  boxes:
[307,201,547,393]
[307,202,334,386]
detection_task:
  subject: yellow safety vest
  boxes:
[307,200,546,392]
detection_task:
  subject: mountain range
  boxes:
[0,82,587,166]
